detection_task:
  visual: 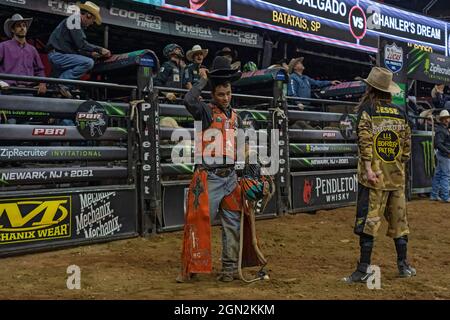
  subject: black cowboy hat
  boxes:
[215,47,238,60]
[209,56,242,83]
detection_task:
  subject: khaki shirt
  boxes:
[357,101,411,190]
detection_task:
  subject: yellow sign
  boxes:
[0,196,71,244]
[375,130,400,163]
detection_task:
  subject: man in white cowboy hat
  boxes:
[430,109,450,203]
[0,13,47,95]
[183,44,208,90]
[47,1,110,96]
[343,67,416,284]
[287,56,340,101]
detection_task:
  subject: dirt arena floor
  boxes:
[1,199,449,300]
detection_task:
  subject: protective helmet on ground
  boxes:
[163,44,184,59]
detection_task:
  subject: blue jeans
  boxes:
[48,52,94,80]
[431,152,450,201]
[207,170,240,273]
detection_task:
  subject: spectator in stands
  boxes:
[417,109,434,131]
[0,14,47,95]
[47,1,111,98]
[183,45,208,90]
[288,57,340,102]
[155,43,185,102]
[430,110,450,203]
[431,84,450,109]
[287,57,339,129]
[216,47,241,70]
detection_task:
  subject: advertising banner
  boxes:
[140,0,449,54]
[378,36,408,106]
[407,49,450,85]
[291,169,357,212]
[0,188,138,256]
[0,167,128,186]
[0,147,127,162]
[410,132,434,193]
[0,0,263,48]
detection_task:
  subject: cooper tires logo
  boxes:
[375,130,400,163]
[349,6,367,40]
[76,100,108,139]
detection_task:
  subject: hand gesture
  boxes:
[37,83,47,95]
[199,68,209,80]
[366,169,379,185]
[101,48,112,58]
[166,92,177,101]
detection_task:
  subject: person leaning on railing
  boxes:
[431,84,450,110]
[46,1,111,98]
[287,56,340,110]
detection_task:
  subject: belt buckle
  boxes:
[215,168,231,178]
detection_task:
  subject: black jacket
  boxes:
[47,18,102,56]
[434,123,450,157]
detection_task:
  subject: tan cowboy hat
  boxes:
[357,67,401,94]
[3,14,33,38]
[438,109,450,122]
[288,57,304,74]
[418,109,433,125]
[186,45,208,62]
[77,1,102,25]
[160,117,181,128]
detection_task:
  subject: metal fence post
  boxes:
[137,66,162,236]
[272,77,291,215]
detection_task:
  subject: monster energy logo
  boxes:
[421,140,435,177]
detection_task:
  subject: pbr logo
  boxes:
[339,114,355,140]
[384,43,404,73]
[76,100,108,139]
[32,128,66,136]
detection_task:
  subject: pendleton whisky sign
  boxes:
[0,196,71,245]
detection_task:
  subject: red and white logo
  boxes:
[303,179,313,205]
[349,6,367,40]
[323,132,337,138]
[32,128,66,136]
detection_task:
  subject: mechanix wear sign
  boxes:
[0,196,71,245]
[375,130,400,163]
[75,100,109,139]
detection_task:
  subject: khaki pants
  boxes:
[354,184,410,238]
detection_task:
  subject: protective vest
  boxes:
[196,104,238,164]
